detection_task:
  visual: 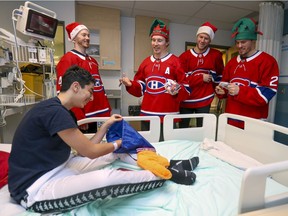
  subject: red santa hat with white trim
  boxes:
[196,22,218,40]
[66,22,89,41]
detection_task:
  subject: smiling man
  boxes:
[120,19,190,141]
[56,22,111,133]
[9,66,198,214]
[8,66,128,212]
[215,18,279,128]
[179,22,224,127]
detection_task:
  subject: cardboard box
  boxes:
[22,73,43,99]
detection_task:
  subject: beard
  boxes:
[196,43,208,52]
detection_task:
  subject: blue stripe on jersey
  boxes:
[256,86,277,103]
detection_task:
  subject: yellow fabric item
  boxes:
[137,150,172,179]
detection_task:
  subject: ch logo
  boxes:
[93,78,104,92]
[146,76,166,94]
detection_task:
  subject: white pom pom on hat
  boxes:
[196,22,218,40]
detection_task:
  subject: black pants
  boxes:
[179,105,211,128]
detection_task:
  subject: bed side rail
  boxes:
[163,113,217,141]
[77,116,161,143]
[217,113,288,185]
[238,160,288,214]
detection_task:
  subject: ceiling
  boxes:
[76,0,287,31]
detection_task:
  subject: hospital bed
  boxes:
[0,113,288,216]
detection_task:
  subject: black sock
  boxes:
[169,156,199,171]
[168,168,196,185]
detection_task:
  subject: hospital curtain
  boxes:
[257,1,284,123]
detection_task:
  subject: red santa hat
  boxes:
[66,22,89,41]
[196,22,218,40]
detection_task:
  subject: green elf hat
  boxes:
[149,19,169,40]
[231,18,263,40]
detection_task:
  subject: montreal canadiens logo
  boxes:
[146,76,167,94]
[230,77,251,86]
[93,76,104,92]
[186,69,209,77]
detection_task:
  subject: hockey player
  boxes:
[120,19,190,141]
[56,22,111,132]
[215,18,279,128]
[179,22,224,127]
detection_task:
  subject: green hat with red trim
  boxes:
[231,18,263,40]
[149,19,169,40]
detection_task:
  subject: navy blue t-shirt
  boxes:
[8,97,77,203]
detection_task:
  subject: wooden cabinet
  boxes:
[76,4,121,70]
[99,28,121,70]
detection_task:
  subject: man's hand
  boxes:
[101,114,123,131]
[219,82,229,89]
[119,73,132,87]
[165,79,180,95]
[227,83,239,96]
[113,139,122,150]
[216,82,239,96]
[215,85,225,95]
[203,74,212,83]
[108,114,123,124]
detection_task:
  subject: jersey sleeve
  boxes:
[56,56,74,93]
[174,57,190,101]
[215,60,232,99]
[211,51,224,84]
[126,62,147,97]
[235,56,279,106]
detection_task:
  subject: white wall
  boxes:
[0,1,33,33]
[120,17,138,116]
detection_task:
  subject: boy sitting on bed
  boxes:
[8,65,199,214]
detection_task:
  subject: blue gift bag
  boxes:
[106,120,154,153]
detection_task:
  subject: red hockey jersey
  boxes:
[179,47,224,108]
[126,54,190,122]
[56,50,111,120]
[219,51,279,123]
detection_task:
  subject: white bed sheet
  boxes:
[1,140,288,216]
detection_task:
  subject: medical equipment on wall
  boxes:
[15,1,58,41]
[0,1,58,127]
[0,28,26,47]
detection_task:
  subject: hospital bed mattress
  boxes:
[1,139,288,216]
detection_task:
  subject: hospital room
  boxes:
[1,0,288,215]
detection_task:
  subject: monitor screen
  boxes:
[26,9,58,39]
